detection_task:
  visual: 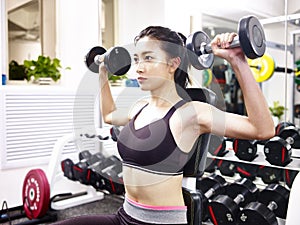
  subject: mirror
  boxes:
[7,0,41,81]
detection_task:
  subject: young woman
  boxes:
[54,26,274,225]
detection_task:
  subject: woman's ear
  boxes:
[168,57,181,73]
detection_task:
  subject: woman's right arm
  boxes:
[99,63,130,126]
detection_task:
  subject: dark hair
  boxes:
[134,26,190,89]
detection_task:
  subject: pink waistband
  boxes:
[126,196,187,211]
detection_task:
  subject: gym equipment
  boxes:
[85,46,131,75]
[22,131,108,219]
[284,169,298,188]
[196,174,227,221]
[61,158,76,181]
[248,54,300,82]
[110,126,121,142]
[275,121,294,135]
[238,184,290,225]
[204,157,217,173]
[208,178,259,225]
[264,125,300,166]
[278,125,300,149]
[186,15,265,70]
[216,159,236,177]
[22,169,51,219]
[202,69,213,87]
[264,136,292,166]
[258,166,283,184]
[89,155,125,195]
[208,134,228,156]
[232,139,258,161]
[235,163,258,181]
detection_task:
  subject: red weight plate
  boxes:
[22,169,50,219]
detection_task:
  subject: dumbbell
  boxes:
[238,184,290,225]
[258,166,283,184]
[186,15,266,70]
[208,134,228,156]
[278,125,300,148]
[101,161,124,195]
[72,151,106,185]
[208,178,259,225]
[263,125,300,166]
[275,121,294,136]
[216,159,236,177]
[196,174,227,221]
[235,163,258,181]
[61,158,76,181]
[232,139,258,161]
[85,46,131,75]
[90,155,124,194]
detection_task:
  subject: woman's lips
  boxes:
[137,77,147,82]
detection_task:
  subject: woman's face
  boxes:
[133,37,173,91]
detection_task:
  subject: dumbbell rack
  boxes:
[47,128,110,211]
[203,140,300,225]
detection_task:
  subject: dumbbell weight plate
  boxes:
[22,169,50,219]
[233,139,258,161]
[238,201,278,225]
[258,184,290,219]
[264,136,292,166]
[278,126,300,149]
[104,47,132,76]
[186,31,214,70]
[238,16,266,59]
[85,46,106,73]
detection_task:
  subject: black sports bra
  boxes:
[117,100,191,175]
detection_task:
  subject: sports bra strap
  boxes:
[133,99,186,121]
[163,100,186,120]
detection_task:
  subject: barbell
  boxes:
[186,15,266,70]
[248,54,300,82]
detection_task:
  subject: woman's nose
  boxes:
[135,61,145,73]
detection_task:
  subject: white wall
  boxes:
[0,0,101,208]
[56,0,100,88]
[117,0,165,45]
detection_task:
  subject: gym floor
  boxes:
[8,194,123,225]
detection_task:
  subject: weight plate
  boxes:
[85,46,106,73]
[248,53,275,82]
[238,16,266,59]
[22,169,50,219]
[202,69,213,87]
[186,31,214,70]
[104,47,131,76]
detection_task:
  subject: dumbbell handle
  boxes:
[267,201,278,211]
[204,187,216,199]
[94,55,104,65]
[203,36,240,54]
[204,182,225,199]
[286,136,295,145]
[233,193,245,205]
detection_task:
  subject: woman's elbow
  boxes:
[256,126,275,140]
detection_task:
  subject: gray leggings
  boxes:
[51,207,188,225]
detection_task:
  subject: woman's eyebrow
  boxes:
[133,51,155,57]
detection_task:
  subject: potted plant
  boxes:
[269,101,286,124]
[108,73,128,86]
[23,55,70,84]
